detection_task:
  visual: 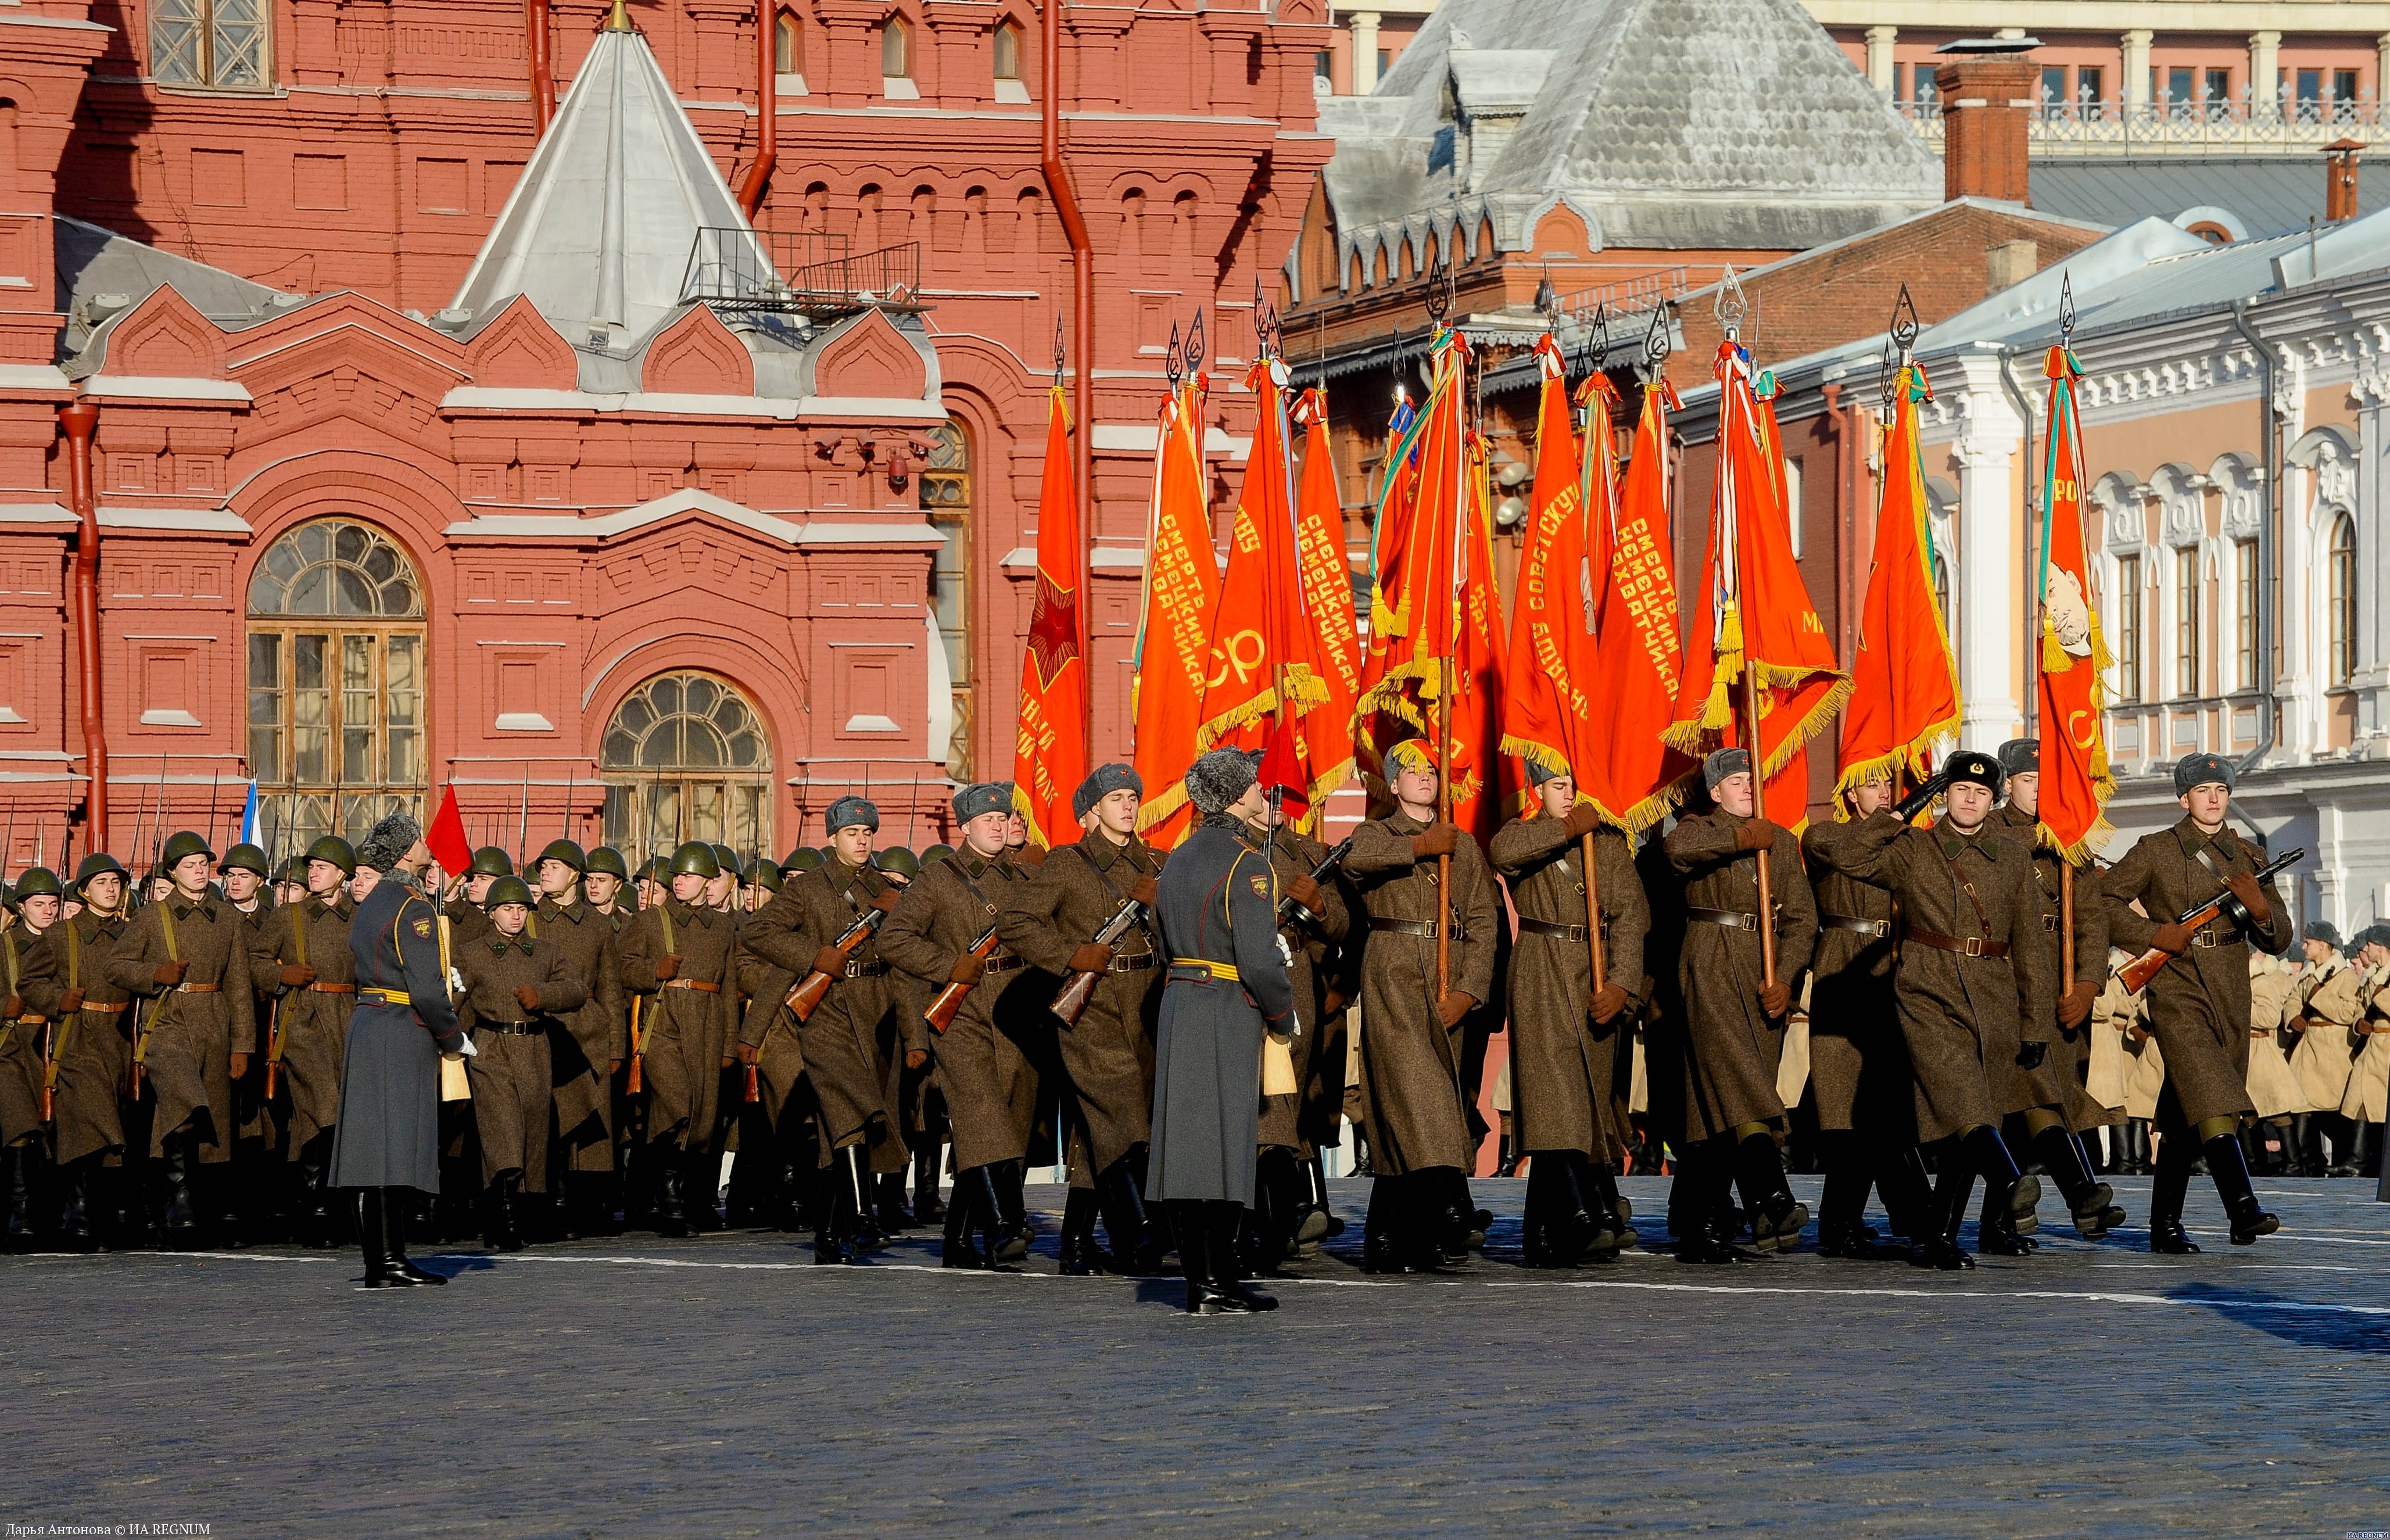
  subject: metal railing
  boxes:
[1895,88,2383,156]
[679,228,923,315]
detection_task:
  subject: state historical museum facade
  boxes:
[1,0,1330,865]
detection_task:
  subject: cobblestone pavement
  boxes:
[9,1175,2390,1539]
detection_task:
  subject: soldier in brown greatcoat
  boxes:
[880,782,1041,1270]
[1342,737,1500,1273]
[997,763,1170,1274]
[19,855,135,1249]
[1987,739,2124,1244]
[104,830,257,1247]
[526,839,626,1237]
[734,848,820,1235]
[742,796,913,1263]
[1,871,63,1250]
[615,841,739,1238]
[1808,750,2058,1269]
[456,875,589,1251]
[2100,752,2293,1251]
[443,847,511,946]
[1249,792,1349,1271]
[247,835,363,1246]
[1490,760,1647,1267]
[1660,748,1818,1262]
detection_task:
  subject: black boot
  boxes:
[1309,1154,1344,1237]
[841,1148,888,1253]
[1976,1181,2037,1256]
[1876,1144,1935,1242]
[1056,1186,1106,1275]
[990,1159,1030,1263]
[357,1188,397,1285]
[485,1172,526,1253]
[647,1140,688,1236]
[1676,1145,1757,1265]
[382,1187,446,1284]
[3,1143,34,1253]
[1294,1154,1332,1251]
[1495,1129,1519,1179]
[1173,1200,1227,1312]
[1917,1162,1977,1270]
[2291,1113,2324,1178]
[1582,1157,1635,1256]
[1209,1199,1277,1310]
[876,1170,915,1231]
[2033,1123,2125,1238]
[1520,1153,1589,1267]
[1095,1149,1167,1272]
[1734,1130,1807,1254]
[1422,1166,1473,1261]
[1962,1124,2041,1237]
[682,1149,722,1233]
[1815,1133,1881,1257]
[56,1155,98,1254]
[2121,1119,2153,1176]
[813,1155,854,1265]
[2148,1137,2199,1254]
[298,1134,336,1248]
[912,1145,947,1225]
[1361,1174,1416,1273]
[2205,1130,2280,1244]
[159,1130,200,1249]
[940,1166,990,1269]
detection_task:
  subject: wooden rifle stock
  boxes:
[625,994,644,1094]
[263,998,283,1099]
[1051,899,1145,1027]
[2113,846,2304,995]
[784,909,888,1022]
[925,923,1001,1035]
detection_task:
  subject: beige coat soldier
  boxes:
[2291,950,2366,1113]
[2340,956,2390,1124]
[615,843,739,1237]
[2245,953,2305,1120]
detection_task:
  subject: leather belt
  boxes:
[1369,918,1468,941]
[11,1013,44,1027]
[77,1000,131,1015]
[842,959,890,979]
[175,982,222,994]
[2041,914,2061,933]
[983,955,1028,976]
[1109,954,1158,973]
[2189,930,2231,949]
[1687,907,1762,931]
[1517,916,1604,941]
[1819,913,1890,939]
[472,1020,542,1037]
[1905,927,2010,959]
[662,979,721,993]
[307,982,358,994]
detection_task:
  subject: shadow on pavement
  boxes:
[2170,1280,2390,1355]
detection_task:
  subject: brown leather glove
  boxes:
[947,954,988,986]
[1437,990,1475,1028]
[0,995,19,1021]
[1589,983,1630,1024]
[737,1041,759,1067]
[1130,874,1160,906]
[1067,943,1115,975]
[2226,871,2270,925]
[2149,921,2192,956]
[811,946,848,977]
[653,953,680,982]
[1411,823,1459,859]
[153,959,189,988]
[1561,801,1604,841]
[280,964,317,989]
[905,1048,929,1070]
[59,988,84,1015]
[513,984,543,1012]
[869,889,901,914]
[228,1052,249,1080]
[1735,818,1781,853]
[1757,980,1792,1018]
[1287,875,1324,913]
[606,1058,622,1076]
[1014,846,1048,868]
[2058,980,2098,1029]
[1320,989,1349,1018]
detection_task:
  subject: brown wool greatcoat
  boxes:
[1806,812,2054,1144]
[2099,817,2291,1131]
[1798,832,1900,1136]
[18,911,132,1165]
[456,930,587,1189]
[615,898,739,1152]
[1,923,55,1145]
[1343,812,1500,1176]
[1990,803,2112,1129]
[879,850,1040,1171]
[735,947,809,1129]
[1490,814,1649,1164]
[1661,810,1818,1143]
[530,897,626,1170]
[104,894,257,1161]
[249,891,359,1156]
[1251,827,1351,1154]
[744,860,903,1161]
[997,832,1167,1174]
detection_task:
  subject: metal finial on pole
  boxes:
[607,0,633,31]
[2057,270,2076,342]
[1164,318,1183,388]
[1713,266,1747,342]
[1053,313,1066,391]
[1639,303,1673,382]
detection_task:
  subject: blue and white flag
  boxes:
[238,782,259,848]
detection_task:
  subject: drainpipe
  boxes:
[1821,382,1861,665]
[60,401,106,851]
[734,0,777,219]
[1040,0,1094,669]
[1997,346,2040,739]
[526,0,554,135]
[2230,299,2280,782]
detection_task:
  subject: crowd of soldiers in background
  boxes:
[1,731,2384,1277]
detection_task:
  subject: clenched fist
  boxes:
[653,953,681,982]
[1410,823,1459,859]
[2058,981,2098,1029]
[1130,874,1159,906]
[59,988,84,1015]
[1286,875,1323,913]
[1735,818,1781,853]
[2016,1040,2048,1071]
[153,959,189,988]
[870,889,901,914]
[947,954,987,986]
[0,995,19,1021]
[1320,989,1349,1018]
[1561,802,1604,841]
[1589,983,1630,1024]
[905,1048,929,1070]
[2226,871,2271,925]
[229,1053,249,1079]
[514,985,543,1012]
[1757,980,1791,1018]
[1067,943,1115,976]
[2149,922,2192,957]
[1436,990,1475,1029]
[811,947,848,977]
[737,1042,759,1066]
[280,964,317,989]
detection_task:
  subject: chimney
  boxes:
[1935,38,2040,206]
[2325,138,2364,221]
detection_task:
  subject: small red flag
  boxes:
[1013,384,1089,848]
[426,785,472,878]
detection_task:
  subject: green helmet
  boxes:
[73,853,128,894]
[782,846,825,875]
[535,839,587,873]
[747,859,783,893]
[586,845,630,881]
[920,843,955,867]
[467,846,515,879]
[160,830,214,868]
[9,867,61,904]
[873,847,922,880]
[668,841,721,878]
[219,843,270,877]
[304,836,358,875]
[709,843,741,876]
[483,875,535,909]
[280,855,309,885]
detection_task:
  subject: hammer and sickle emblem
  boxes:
[1206,630,1267,690]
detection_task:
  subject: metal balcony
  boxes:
[680,229,925,316]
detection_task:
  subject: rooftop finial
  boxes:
[607,0,632,32]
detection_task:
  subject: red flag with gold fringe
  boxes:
[1586,374,1699,836]
[1500,335,1608,808]
[1130,375,1220,850]
[2035,344,2115,862]
[1012,384,1087,848]
[1291,386,1361,822]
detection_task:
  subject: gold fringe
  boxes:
[1135,780,1191,838]
[1193,667,1333,754]
[1596,765,1699,852]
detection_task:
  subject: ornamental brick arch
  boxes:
[99,284,227,378]
[642,306,756,396]
[581,628,805,854]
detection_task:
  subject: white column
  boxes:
[1350,12,1381,95]
[1866,25,1897,94]
[2122,29,2154,109]
[2249,31,2281,120]
[1953,358,2026,748]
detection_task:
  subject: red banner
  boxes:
[1012,384,1087,848]
[1131,376,1219,850]
[1292,387,1361,822]
[2035,345,2115,863]
[1501,336,1606,806]
[1587,376,1698,836]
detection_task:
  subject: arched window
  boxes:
[994,22,1022,81]
[882,17,910,78]
[600,672,773,858]
[921,419,974,780]
[2330,513,2357,685]
[246,518,427,847]
[774,9,802,75]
